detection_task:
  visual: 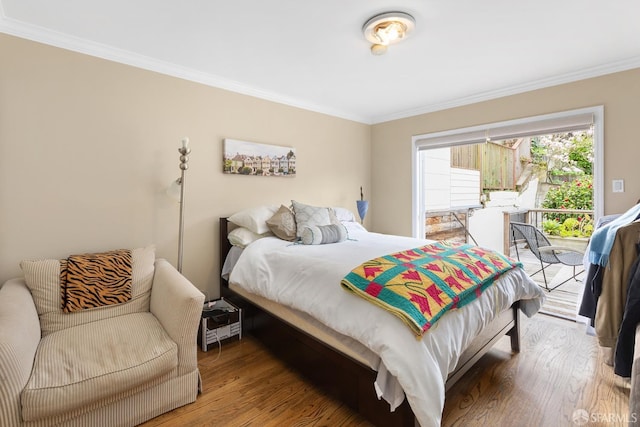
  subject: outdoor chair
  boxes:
[510,221,585,291]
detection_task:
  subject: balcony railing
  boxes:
[502,208,594,254]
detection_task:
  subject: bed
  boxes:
[219,209,544,427]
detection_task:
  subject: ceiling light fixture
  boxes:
[363,11,415,56]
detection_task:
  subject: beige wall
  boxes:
[3,32,639,296]
[371,69,640,236]
[0,34,371,298]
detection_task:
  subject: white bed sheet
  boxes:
[228,229,545,427]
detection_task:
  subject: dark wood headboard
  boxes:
[219,217,231,288]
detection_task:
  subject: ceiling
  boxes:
[1,0,639,124]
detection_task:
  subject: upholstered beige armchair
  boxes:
[0,248,204,427]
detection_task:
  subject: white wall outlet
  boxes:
[612,179,624,193]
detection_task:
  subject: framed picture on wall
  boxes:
[223,138,296,177]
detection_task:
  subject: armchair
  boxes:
[0,249,204,427]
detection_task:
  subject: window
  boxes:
[411,106,604,238]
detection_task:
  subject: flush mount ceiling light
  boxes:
[363,11,415,56]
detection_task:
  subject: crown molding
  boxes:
[0,13,371,124]
[374,56,640,124]
[2,9,640,126]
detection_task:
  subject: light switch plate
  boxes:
[612,179,624,193]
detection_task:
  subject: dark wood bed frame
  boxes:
[219,217,520,426]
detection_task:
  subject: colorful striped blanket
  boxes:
[340,241,522,337]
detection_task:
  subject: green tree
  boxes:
[567,133,593,175]
[531,130,593,179]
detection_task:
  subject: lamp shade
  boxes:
[356,200,369,223]
[166,178,182,202]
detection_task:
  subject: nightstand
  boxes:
[198,298,242,351]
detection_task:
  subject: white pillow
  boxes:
[228,227,271,248]
[342,221,367,234]
[332,207,357,222]
[228,205,279,235]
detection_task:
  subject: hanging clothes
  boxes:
[578,214,625,327]
[578,263,605,327]
[579,204,640,330]
[577,202,640,378]
[615,243,640,377]
[595,221,640,348]
[588,203,640,266]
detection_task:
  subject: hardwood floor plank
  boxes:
[443,315,630,427]
[140,314,630,427]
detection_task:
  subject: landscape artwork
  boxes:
[223,138,296,177]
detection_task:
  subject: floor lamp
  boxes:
[175,137,190,273]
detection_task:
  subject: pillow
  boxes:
[301,224,348,245]
[291,200,336,238]
[228,205,279,235]
[61,249,133,313]
[228,227,271,248]
[342,221,367,234]
[20,245,156,336]
[266,205,297,241]
[332,207,357,223]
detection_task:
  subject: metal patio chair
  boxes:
[510,221,585,291]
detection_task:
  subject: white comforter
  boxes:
[228,229,545,427]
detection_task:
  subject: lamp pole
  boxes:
[177,137,190,273]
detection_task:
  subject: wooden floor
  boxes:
[141,315,630,427]
[511,244,584,320]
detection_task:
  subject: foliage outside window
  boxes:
[531,130,594,180]
[533,129,594,238]
[541,176,594,238]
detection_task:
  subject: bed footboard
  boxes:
[223,286,416,427]
[446,301,520,389]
